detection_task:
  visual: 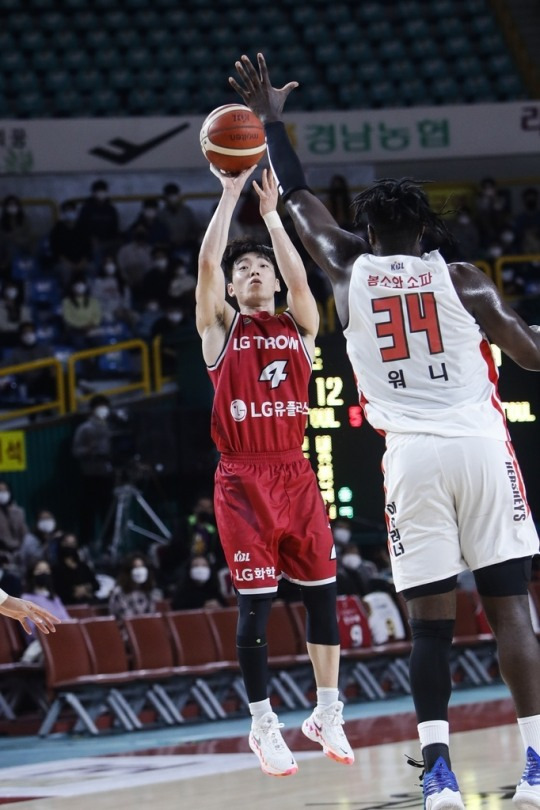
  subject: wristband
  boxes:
[263,211,283,231]
[264,121,310,201]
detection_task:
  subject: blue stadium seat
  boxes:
[18,29,47,51]
[116,29,142,50]
[52,89,87,118]
[89,87,120,115]
[367,19,393,42]
[10,71,39,94]
[398,77,430,106]
[1,50,27,73]
[94,48,122,71]
[40,12,65,32]
[6,12,33,33]
[462,75,496,102]
[326,4,351,25]
[327,63,354,86]
[85,30,112,51]
[45,70,71,94]
[127,88,160,114]
[419,57,448,79]
[401,18,431,40]
[368,79,398,107]
[379,40,408,61]
[17,91,46,117]
[72,11,100,32]
[430,75,461,103]
[387,59,417,82]
[314,42,343,66]
[73,68,102,93]
[409,37,439,60]
[445,36,471,59]
[337,81,369,109]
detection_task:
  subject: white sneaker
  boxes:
[249,712,298,777]
[302,700,355,764]
[514,747,540,810]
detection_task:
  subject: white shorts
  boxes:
[382,433,539,593]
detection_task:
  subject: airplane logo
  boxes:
[89,123,189,165]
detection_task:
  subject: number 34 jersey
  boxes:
[207,310,313,453]
[344,249,508,440]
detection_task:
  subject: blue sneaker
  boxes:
[423,756,465,810]
[514,747,540,810]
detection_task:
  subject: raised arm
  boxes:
[229,54,368,297]
[450,262,540,370]
[196,165,256,365]
[252,168,319,343]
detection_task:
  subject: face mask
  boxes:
[501,230,514,245]
[166,194,179,205]
[94,406,109,420]
[131,566,148,585]
[6,205,18,216]
[21,333,37,346]
[146,302,159,312]
[190,566,211,584]
[62,211,77,222]
[38,518,56,534]
[154,258,168,270]
[0,492,10,505]
[5,288,18,300]
[342,553,362,570]
[34,573,52,590]
[104,263,116,275]
[457,214,470,225]
[94,191,107,202]
[143,209,157,219]
[73,283,86,295]
[167,312,183,323]
[333,527,351,545]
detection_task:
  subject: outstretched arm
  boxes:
[0,590,61,635]
[252,168,319,344]
[450,262,540,370]
[196,165,256,365]
[230,53,367,319]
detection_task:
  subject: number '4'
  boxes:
[259,359,288,389]
[372,292,444,362]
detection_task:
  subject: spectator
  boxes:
[116,225,154,295]
[138,245,173,308]
[234,184,266,241]
[76,179,120,261]
[474,177,512,249]
[134,297,163,342]
[150,297,197,377]
[170,554,226,610]
[71,394,115,548]
[0,280,32,348]
[16,508,64,573]
[48,200,93,288]
[0,481,29,564]
[0,195,34,271]
[2,321,56,401]
[336,542,392,598]
[125,198,170,246]
[21,558,70,641]
[446,206,482,262]
[108,552,162,626]
[52,532,99,606]
[165,257,196,315]
[60,274,102,348]
[514,187,540,253]
[0,553,22,598]
[157,182,199,261]
[91,255,134,328]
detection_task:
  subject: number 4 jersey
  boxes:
[207,310,313,453]
[344,250,508,440]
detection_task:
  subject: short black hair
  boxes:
[163,182,180,195]
[351,177,452,243]
[91,179,108,193]
[221,238,278,281]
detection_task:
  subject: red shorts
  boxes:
[214,448,336,595]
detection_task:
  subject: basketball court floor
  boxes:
[0,682,524,809]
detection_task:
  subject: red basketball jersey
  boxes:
[208,310,312,454]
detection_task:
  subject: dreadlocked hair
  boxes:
[351,178,453,244]
[221,238,278,280]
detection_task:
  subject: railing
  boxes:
[66,339,151,412]
[492,253,540,297]
[151,335,174,392]
[0,357,65,422]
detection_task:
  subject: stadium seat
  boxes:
[462,74,497,102]
[18,29,47,51]
[409,37,439,60]
[387,58,417,83]
[89,88,120,115]
[445,36,471,59]
[431,75,462,103]
[401,18,431,40]
[116,29,142,50]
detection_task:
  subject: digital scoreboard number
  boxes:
[305,333,539,525]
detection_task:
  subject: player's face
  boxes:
[228,252,280,309]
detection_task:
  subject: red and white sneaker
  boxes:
[249,711,298,777]
[302,700,355,764]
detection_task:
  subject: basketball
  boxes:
[200,103,266,174]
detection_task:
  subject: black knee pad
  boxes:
[301,582,340,646]
[409,618,455,643]
[236,594,273,648]
[474,556,532,597]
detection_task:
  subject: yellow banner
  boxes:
[0,431,26,471]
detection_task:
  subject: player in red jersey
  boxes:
[196,165,354,776]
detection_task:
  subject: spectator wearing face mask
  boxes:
[171,554,226,610]
[331,518,354,550]
[0,195,34,271]
[134,298,163,342]
[336,542,392,598]
[138,246,173,308]
[16,508,64,573]
[61,274,101,349]
[91,255,134,328]
[72,395,115,548]
[116,225,154,293]
[0,480,29,563]
[151,297,197,377]
[156,182,199,262]
[76,179,120,262]
[0,281,31,349]
[2,321,56,402]
[125,199,170,247]
[51,532,99,606]
[49,200,93,288]
[0,553,22,598]
[446,206,482,262]
[108,553,162,626]
[21,558,70,640]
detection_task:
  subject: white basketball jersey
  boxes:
[343,250,508,439]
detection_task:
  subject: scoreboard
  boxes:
[305,332,540,526]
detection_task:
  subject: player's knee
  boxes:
[236,594,273,648]
[409,618,454,643]
[301,583,340,646]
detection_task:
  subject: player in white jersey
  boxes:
[231,53,540,810]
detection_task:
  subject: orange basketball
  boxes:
[200,103,266,174]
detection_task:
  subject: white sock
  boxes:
[249,698,272,723]
[418,720,450,749]
[518,715,540,754]
[316,687,339,710]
